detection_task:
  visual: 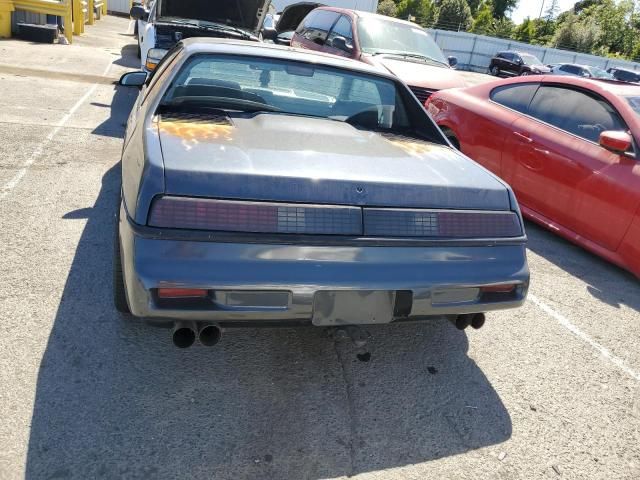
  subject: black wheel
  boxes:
[136,43,141,59]
[442,128,461,150]
[490,65,500,76]
[521,70,531,76]
[113,208,131,314]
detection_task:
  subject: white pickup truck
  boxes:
[131,0,270,71]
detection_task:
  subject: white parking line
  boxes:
[0,62,113,201]
[529,293,640,382]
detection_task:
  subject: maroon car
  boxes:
[290,8,465,103]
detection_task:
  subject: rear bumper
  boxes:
[120,207,530,325]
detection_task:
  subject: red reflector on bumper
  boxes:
[158,288,208,299]
[480,284,517,293]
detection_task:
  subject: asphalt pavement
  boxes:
[0,16,639,480]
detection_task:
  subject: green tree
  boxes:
[467,0,482,13]
[492,0,518,19]
[492,17,515,37]
[533,0,560,44]
[377,0,398,17]
[434,0,473,30]
[470,1,495,34]
[397,0,437,25]
[513,16,536,42]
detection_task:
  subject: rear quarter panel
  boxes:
[617,209,640,278]
[428,87,517,176]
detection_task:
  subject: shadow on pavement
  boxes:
[25,164,511,479]
[91,44,139,138]
[525,221,640,312]
[92,84,138,138]
[114,44,141,69]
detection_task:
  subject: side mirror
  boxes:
[448,56,458,68]
[599,131,633,154]
[331,36,353,53]
[275,32,293,46]
[262,27,277,41]
[119,71,148,87]
[130,5,149,21]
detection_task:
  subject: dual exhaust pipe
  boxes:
[451,312,486,331]
[172,321,222,348]
[172,313,485,347]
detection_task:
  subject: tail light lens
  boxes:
[149,197,522,239]
[148,196,362,235]
[480,284,517,294]
[363,209,522,238]
[158,288,208,298]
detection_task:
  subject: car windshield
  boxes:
[520,54,542,65]
[627,96,640,117]
[357,17,448,65]
[587,66,613,79]
[160,54,409,131]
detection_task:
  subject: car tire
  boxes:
[136,43,141,59]
[442,128,461,150]
[521,71,530,76]
[113,206,131,315]
[490,65,500,76]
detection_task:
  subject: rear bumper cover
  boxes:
[120,206,529,324]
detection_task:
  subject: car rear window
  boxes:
[159,54,413,131]
[490,84,538,114]
[617,70,640,82]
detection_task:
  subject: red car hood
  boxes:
[370,56,467,90]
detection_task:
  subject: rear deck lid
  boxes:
[157,112,511,211]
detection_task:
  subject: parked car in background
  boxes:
[427,76,640,277]
[130,0,269,71]
[489,51,551,77]
[607,67,640,84]
[550,63,614,80]
[291,8,465,103]
[115,39,529,347]
[262,2,323,46]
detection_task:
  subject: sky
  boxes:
[510,0,577,24]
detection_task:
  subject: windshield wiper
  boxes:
[167,19,254,40]
[368,50,448,67]
[394,53,449,67]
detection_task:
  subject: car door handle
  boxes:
[513,131,533,143]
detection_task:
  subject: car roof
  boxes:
[178,37,393,78]
[316,6,422,28]
[494,74,640,96]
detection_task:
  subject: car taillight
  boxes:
[148,196,363,235]
[158,288,208,299]
[363,209,522,238]
[480,284,517,294]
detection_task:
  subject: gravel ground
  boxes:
[0,16,639,480]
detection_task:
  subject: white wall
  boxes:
[109,0,132,14]
[270,0,378,13]
[427,29,640,73]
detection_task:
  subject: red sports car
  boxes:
[426,76,640,277]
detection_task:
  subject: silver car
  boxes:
[116,39,529,348]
